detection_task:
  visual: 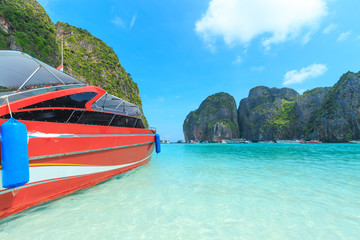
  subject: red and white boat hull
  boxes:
[0,120,155,219]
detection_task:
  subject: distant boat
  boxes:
[349,140,360,144]
[177,140,185,143]
[305,140,322,144]
[162,140,170,144]
[225,139,248,144]
[276,139,302,144]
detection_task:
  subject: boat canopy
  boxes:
[92,93,142,117]
[0,50,84,91]
[0,50,142,117]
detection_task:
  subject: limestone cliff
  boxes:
[237,72,360,142]
[183,92,239,142]
[295,87,331,139]
[238,87,299,141]
[309,72,360,142]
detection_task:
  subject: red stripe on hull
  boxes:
[30,143,154,166]
[0,154,152,219]
[0,119,156,160]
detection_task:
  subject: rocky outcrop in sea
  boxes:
[309,72,360,142]
[183,72,360,142]
[238,86,299,141]
[183,92,239,142]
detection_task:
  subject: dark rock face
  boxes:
[311,72,360,142]
[295,87,331,139]
[183,92,239,142]
[238,86,299,141]
[238,72,360,142]
[295,88,331,124]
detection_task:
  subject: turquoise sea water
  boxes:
[1,143,360,239]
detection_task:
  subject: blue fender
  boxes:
[155,134,161,153]
[1,118,29,189]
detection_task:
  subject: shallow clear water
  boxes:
[1,143,360,240]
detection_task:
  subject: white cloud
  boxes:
[232,55,242,65]
[337,31,351,42]
[195,0,328,50]
[251,66,265,71]
[111,16,126,29]
[323,23,337,34]
[112,15,137,30]
[130,15,137,29]
[283,63,327,85]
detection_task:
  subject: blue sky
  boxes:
[39,0,360,141]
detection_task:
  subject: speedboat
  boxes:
[0,50,159,219]
[276,139,302,144]
[225,139,247,144]
[305,140,322,144]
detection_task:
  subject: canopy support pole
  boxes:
[31,58,66,85]
[17,66,41,91]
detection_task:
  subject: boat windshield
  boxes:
[0,50,85,92]
[92,93,142,117]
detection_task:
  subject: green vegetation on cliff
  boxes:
[202,92,236,110]
[195,92,237,130]
[268,100,297,128]
[321,72,360,116]
[55,23,138,104]
[0,0,60,65]
[238,87,300,141]
[183,92,239,142]
[310,71,360,141]
[55,22,147,126]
